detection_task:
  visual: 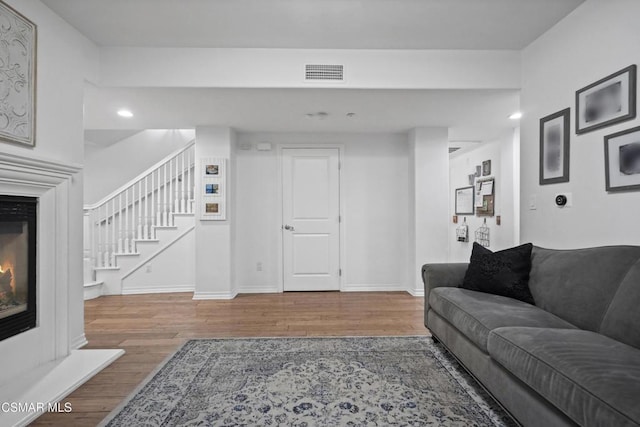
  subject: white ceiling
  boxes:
[84,129,142,147]
[43,0,583,50]
[83,86,519,141]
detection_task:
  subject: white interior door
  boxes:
[282,148,341,291]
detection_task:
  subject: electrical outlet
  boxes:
[529,195,537,210]
[146,264,152,273]
[256,262,263,272]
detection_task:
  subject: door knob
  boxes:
[284,225,295,231]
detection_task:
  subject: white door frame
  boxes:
[276,144,346,292]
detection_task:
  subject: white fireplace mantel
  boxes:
[0,151,123,427]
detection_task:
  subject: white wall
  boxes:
[449,129,519,262]
[408,128,450,295]
[122,229,195,293]
[100,48,520,90]
[84,129,195,205]
[234,132,410,292]
[194,127,237,299]
[1,0,99,379]
[520,0,640,248]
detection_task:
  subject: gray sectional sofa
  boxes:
[423,246,640,427]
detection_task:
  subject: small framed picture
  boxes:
[205,164,219,175]
[482,160,491,176]
[455,186,475,215]
[474,165,481,177]
[540,108,570,185]
[205,183,219,194]
[604,125,640,192]
[468,174,475,185]
[205,203,219,214]
[576,65,636,134]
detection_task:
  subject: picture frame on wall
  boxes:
[576,65,637,134]
[454,186,474,215]
[0,2,37,147]
[475,178,495,217]
[540,108,570,185]
[200,158,226,220]
[604,125,640,192]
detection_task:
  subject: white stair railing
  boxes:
[84,141,195,270]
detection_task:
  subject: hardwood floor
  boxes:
[31,291,427,426]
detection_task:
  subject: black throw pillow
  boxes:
[461,242,535,304]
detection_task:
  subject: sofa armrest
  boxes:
[422,263,468,324]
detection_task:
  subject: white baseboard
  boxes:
[192,291,238,300]
[70,334,88,350]
[236,284,280,294]
[122,285,195,295]
[342,283,404,292]
[407,287,425,297]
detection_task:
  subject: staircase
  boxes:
[83,142,196,299]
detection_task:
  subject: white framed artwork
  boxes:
[200,158,226,220]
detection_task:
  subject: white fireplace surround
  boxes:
[0,152,123,426]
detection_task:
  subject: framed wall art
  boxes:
[604,125,640,192]
[482,160,491,176]
[454,186,474,215]
[200,158,226,220]
[475,178,495,217]
[576,65,636,134]
[0,2,37,147]
[540,108,570,185]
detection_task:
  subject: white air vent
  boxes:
[305,64,344,81]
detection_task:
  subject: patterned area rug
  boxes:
[101,337,515,426]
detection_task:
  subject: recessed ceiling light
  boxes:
[117,109,133,118]
[509,112,523,120]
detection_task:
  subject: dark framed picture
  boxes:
[482,160,491,176]
[540,108,570,185]
[604,125,640,192]
[454,186,474,215]
[576,65,636,134]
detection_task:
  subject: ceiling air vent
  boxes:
[305,64,344,82]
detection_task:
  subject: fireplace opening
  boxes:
[0,196,36,342]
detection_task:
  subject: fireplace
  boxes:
[0,195,37,342]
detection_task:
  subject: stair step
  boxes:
[83,281,104,300]
[135,239,160,243]
[94,266,120,271]
[154,226,178,230]
[115,252,140,257]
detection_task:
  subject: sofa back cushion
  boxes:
[529,246,640,332]
[599,259,640,349]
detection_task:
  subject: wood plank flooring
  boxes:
[31,291,427,426]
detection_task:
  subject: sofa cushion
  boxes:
[488,327,640,427]
[461,242,534,304]
[429,287,576,353]
[599,259,640,350]
[529,246,640,333]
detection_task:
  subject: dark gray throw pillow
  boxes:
[461,242,535,304]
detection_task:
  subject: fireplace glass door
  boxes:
[0,196,37,341]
